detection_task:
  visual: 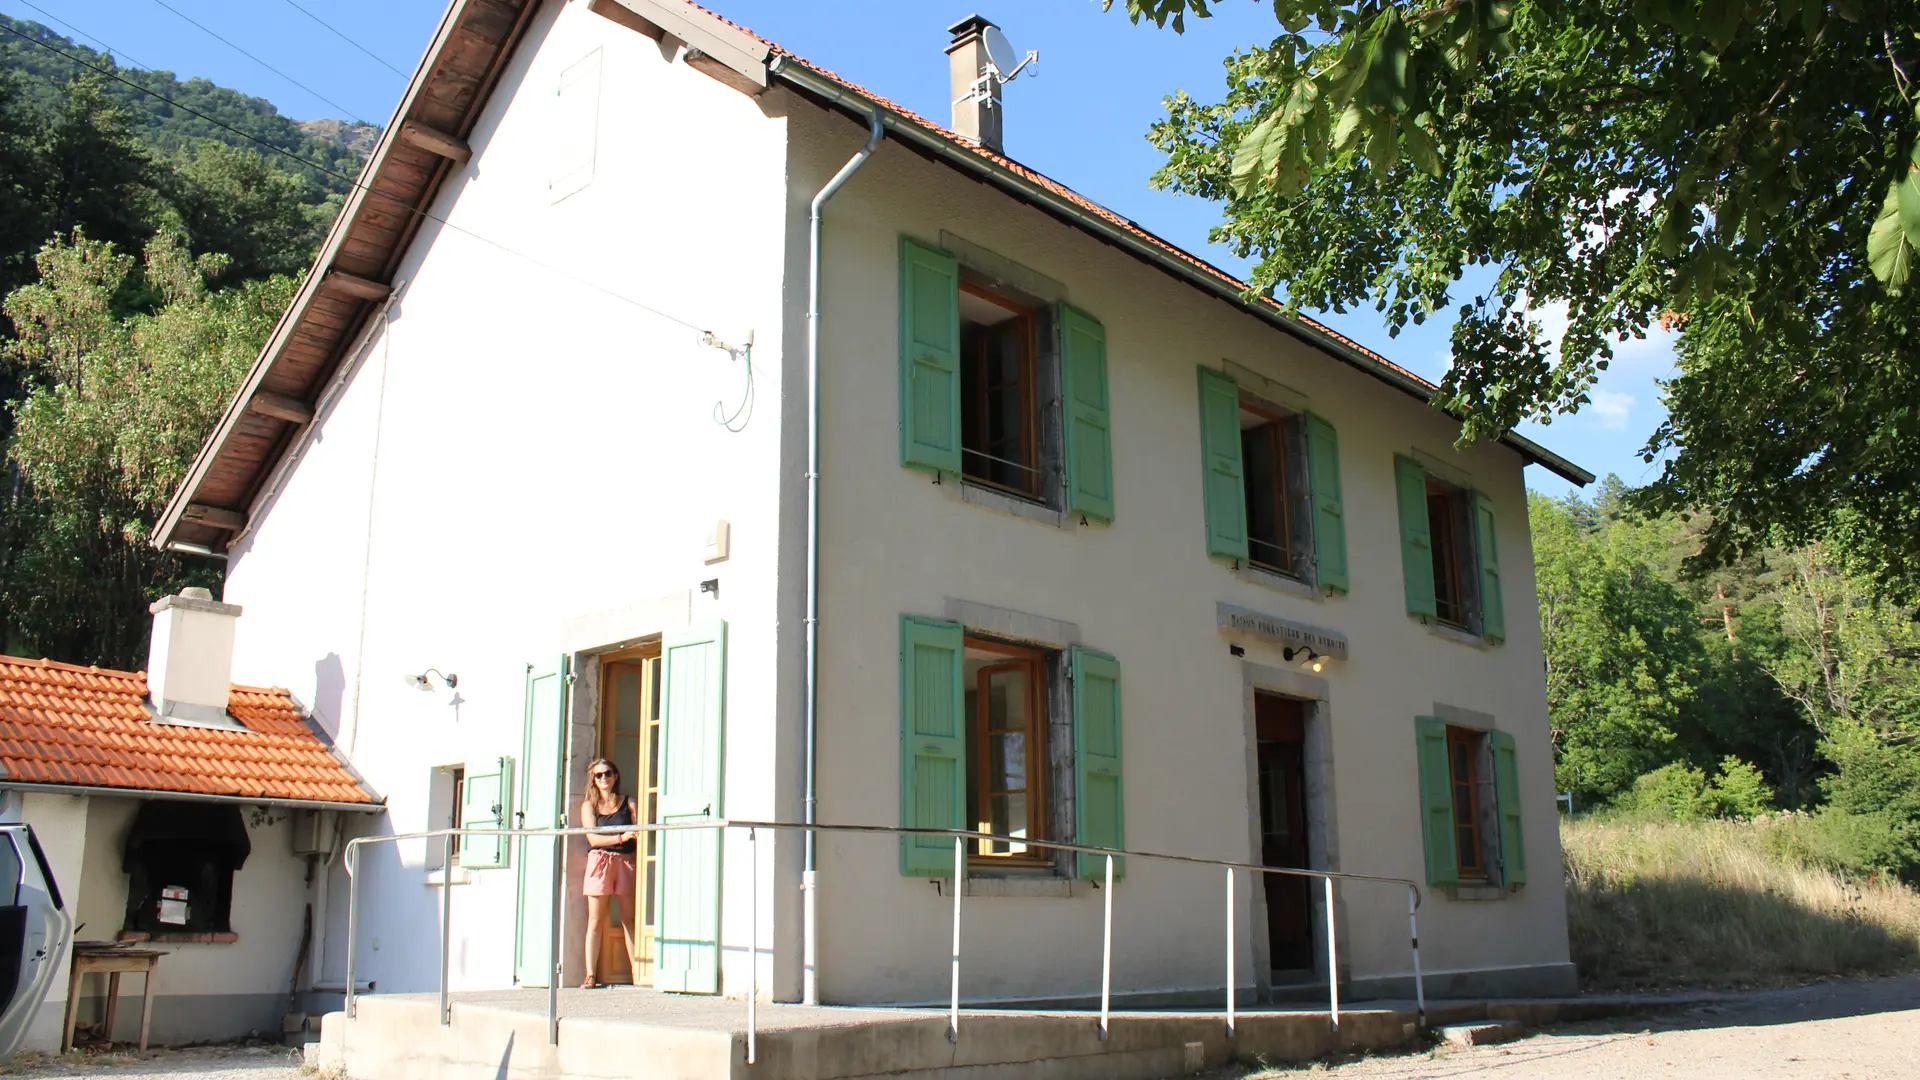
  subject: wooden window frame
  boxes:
[448,766,466,866]
[1427,481,1469,629]
[1446,726,1487,881]
[597,643,663,982]
[1239,398,1296,577]
[966,635,1049,865]
[958,281,1042,500]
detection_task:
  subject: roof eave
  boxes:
[767,58,1594,489]
[0,780,385,814]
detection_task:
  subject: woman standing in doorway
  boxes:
[579,756,638,988]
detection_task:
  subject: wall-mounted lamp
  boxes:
[403,668,459,692]
[1284,647,1325,674]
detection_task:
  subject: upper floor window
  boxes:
[1394,455,1506,644]
[899,236,1115,523]
[1196,367,1348,593]
[959,284,1042,499]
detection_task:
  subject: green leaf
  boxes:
[1868,181,1913,288]
[1331,102,1366,154]
[1229,113,1282,198]
[1366,111,1398,178]
[1901,146,1920,249]
[1275,1,1312,33]
[1403,118,1441,176]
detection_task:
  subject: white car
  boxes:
[0,824,71,1058]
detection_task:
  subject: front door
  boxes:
[597,648,663,984]
[515,659,569,987]
[1255,693,1313,974]
[654,622,727,994]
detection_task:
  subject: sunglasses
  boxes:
[591,770,617,780]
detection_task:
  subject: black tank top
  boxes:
[595,798,635,854]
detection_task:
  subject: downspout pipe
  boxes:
[803,108,884,1007]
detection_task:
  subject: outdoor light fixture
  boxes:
[403,668,459,692]
[1284,647,1325,673]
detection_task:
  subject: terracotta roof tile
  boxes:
[0,654,378,806]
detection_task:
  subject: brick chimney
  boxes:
[947,15,1004,153]
[147,587,243,727]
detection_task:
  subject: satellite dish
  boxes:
[980,24,1038,82]
[983,25,1018,75]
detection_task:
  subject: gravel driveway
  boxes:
[0,1045,302,1080]
[1258,974,1920,1079]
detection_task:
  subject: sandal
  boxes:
[581,976,600,990]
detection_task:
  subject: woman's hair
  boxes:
[586,757,623,798]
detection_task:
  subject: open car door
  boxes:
[0,824,70,1058]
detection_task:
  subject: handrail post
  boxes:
[1099,853,1113,1040]
[948,835,962,1043]
[440,833,453,1026]
[1408,885,1426,1029]
[1224,866,1235,1039]
[1323,876,1339,1033]
[548,826,562,1045]
[345,842,360,1019]
[748,826,758,1065]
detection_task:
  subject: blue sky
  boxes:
[0,0,1674,498]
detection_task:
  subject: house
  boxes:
[0,589,381,1051]
[150,0,1592,1013]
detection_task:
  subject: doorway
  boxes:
[595,645,663,985]
[1255,692,1313,974]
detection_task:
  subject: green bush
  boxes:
[1760,808,1920,882]
[1613,762,1713,820]
[1707,756,1776,818]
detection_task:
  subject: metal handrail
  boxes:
[341,819,1428,1063]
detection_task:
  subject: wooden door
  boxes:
[598,649,662,985]
[1255,693,1313,973]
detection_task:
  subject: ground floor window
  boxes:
[122,801,249,934]
[964,637,1050,861]
[1446,726,1489,880]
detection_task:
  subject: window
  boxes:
[1446,726,1487,880]
[122,801,248,935]
[1196,367,1348,592]
[426,765,466,870]
[1426,479,1476,630]
[1239,401,1308,578]
[964,637,1048,860]
[1393,456,1505,643]
[959,284,1042,499]
[898,237,1115,522]
[1415,717,1527,890]
[898,615,1124,880]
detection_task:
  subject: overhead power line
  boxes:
[0,20,714,336]
[11,0,156,71]
[147,0,366,121]
[275,0,411,79]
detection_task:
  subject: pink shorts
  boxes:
[584,849,636,897]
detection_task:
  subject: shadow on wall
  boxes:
[328,814,452,995]
[313,653,346,741]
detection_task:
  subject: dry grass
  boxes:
[1563,815,1920,990]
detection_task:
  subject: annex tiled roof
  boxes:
[0,655,380,807]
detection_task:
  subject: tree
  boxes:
[2,229,296,667]
[167,143,333,281]
[1120,0,1920,589]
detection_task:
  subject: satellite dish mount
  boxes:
[957,23,1037,110]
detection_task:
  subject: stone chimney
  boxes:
[947,15,1004,154]
[147,587,243,726]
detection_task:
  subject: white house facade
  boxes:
[154,0,1592,1013]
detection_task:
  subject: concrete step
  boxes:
[1438,1019,1526,1047]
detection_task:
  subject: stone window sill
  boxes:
[1424,621,1493,650]
[425,867,475,886]
[1232,563,1323,602]
[1445,883,1509,902]
[944,479,1069,530]
[118,930,237,944]
[935,874,1075,899]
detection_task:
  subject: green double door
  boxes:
[513,624,726,992]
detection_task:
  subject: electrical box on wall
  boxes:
[704,519,731,564]
[291,809,337,856]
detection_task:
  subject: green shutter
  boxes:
[1413,718,1457,887]
[899,615,965,877]
[899,237,962,476]
[1395,455,1437,621]
[1059,304,1115,523]
[1473,490,1506,643]
[1302,413,1347,594]
[656,622,727,993]
[1197,367,1248,561]
[1492,730,1526,888]
[515,658,569,985]
[460,756,514,870]
[1072,647,1125,881]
